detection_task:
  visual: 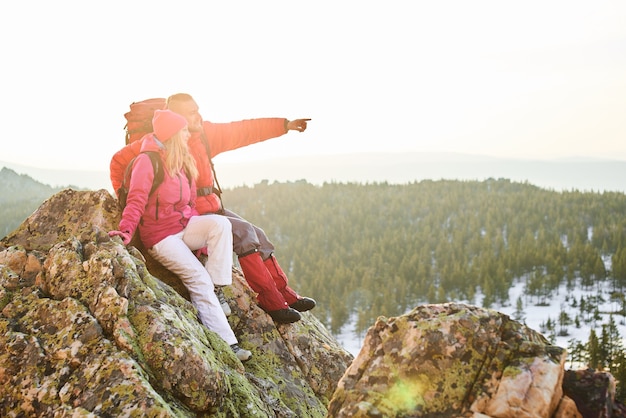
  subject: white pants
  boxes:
[148,214,237,345]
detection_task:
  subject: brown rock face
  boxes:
[0,189,353,417]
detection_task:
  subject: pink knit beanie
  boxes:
[152,109,187,141]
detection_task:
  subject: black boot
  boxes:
[268,307,301,323]
[289,297,316,312]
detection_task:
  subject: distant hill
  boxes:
[214,152,626,193]
[0,161,110,191]
[3,152,626,193]
[0,168,67,238]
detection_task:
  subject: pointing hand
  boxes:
[287,118,311,132]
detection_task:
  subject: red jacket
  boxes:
[110,118,287,213]
[192,118,287,214]
[118,134,197,249]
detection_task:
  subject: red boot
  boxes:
[264,254,316,312]
[239,252,301,323]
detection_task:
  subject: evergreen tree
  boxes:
[558,309,571,337]
[566,338,586,369]
[601,315,624,370]
[586,329,601,369]
[613,350,626,402]
[613,247,626,291]
[512,296,525,324]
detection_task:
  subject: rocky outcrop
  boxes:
[3,189,625,417]
[328,303,624,418]
[0,189,353,417]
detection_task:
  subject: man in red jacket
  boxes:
[166,93,315,324]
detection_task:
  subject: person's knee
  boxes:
[213,215,232,231]
[232,223,259,252]
[198,214,232,234]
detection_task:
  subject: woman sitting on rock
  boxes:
[108,109,251,362]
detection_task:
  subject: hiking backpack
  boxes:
[112,97,221,210]
[116,151,164,210]
[111,98,167,206]
[123,98,167,145]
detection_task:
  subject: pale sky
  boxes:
[1,1,625,172]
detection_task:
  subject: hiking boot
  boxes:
[289,297,316,312]
[230,344,252,362]
[268,307,301,324]
[215,286,231,316]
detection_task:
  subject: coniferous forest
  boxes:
[224,179,626,398]
[225,179,626,332]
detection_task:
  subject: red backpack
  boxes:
[123,98,166,145]
[110,98,166,201]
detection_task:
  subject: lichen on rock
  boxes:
[0,189,353,417]
[328,303,574,417]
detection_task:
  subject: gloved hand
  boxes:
[108,230,132,245]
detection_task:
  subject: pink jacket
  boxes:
[110,118,287,214]
[118,134,197,248]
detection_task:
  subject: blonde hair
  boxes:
[163,130,198,181]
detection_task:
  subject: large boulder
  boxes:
[0,189,353,417]
[328,303,609,417]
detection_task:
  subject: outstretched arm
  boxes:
[286,118,311,132]
[202,118,312,158]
